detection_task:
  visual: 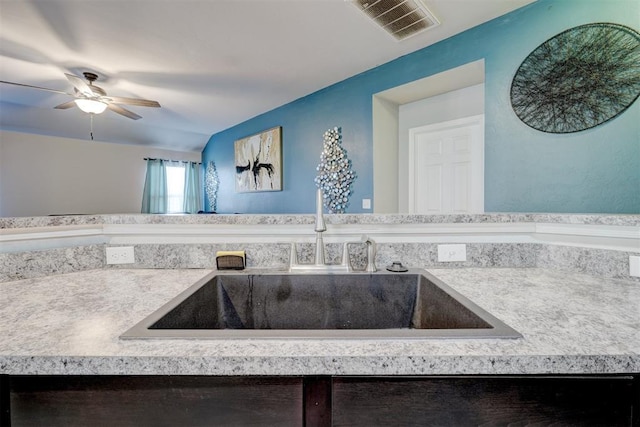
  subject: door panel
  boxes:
[409,115,483,214]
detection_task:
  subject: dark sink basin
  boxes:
[120,270,521,339]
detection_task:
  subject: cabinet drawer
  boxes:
[9,375,302,427]
[332,376,635,426]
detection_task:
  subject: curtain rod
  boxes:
[144,158,202,165]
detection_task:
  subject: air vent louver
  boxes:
[352,0,439,41]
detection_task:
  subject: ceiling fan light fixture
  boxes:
[75,98,107,114]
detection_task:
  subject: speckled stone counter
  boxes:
[2,212,640,229]
[1,267,638,376]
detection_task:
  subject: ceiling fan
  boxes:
[0,71,161,120]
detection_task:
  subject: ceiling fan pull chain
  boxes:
[90,113,94,140]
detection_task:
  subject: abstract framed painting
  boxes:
[234,126,282,192]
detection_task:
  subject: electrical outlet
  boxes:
[630,256,640,278]
[106,246,135,264]
[362,199,371,210]
[437,244,466,262]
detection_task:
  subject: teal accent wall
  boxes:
[203,0,640,214]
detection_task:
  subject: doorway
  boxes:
[408,115,484,214]
[372,59,485,213]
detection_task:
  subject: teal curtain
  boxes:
[183,161,203,213]
[141,159,168,213]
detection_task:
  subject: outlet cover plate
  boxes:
[630,255,640,277]
[106,246,135,264]
[437,244,467,262]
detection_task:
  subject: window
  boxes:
[166,164,186,213]
[141,159,202,214]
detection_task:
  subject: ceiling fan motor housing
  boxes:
[81,72,106,96]
[83,72,99,83]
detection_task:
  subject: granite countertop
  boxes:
[0,267,638,376]
[3,212,640,229]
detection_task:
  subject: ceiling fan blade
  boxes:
[107,103,142,120]
[0,80,70,95]
[54,100,77,110]
[64,73,94,96]
[106,96,161,108]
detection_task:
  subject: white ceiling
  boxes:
[0,0,534,152]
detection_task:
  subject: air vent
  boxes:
[352,0,440,41]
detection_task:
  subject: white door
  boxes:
[408,115,484,214]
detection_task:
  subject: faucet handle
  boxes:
[289,242,299,268]
[341,242,354,272]
[361,235,377,273]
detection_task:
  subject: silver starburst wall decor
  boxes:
[205,160,219,212]
[314,127,357,214]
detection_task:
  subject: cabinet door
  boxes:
[9,376,302,427]
[333,376,635,426]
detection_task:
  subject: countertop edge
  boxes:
[2,213,639,229]
[2,354,639,377]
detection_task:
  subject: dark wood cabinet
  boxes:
[2,374,638,426]
[332,376,637,426]
[4,376,302,426]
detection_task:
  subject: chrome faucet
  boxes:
[289,189,351,272]
[288,189,377,273]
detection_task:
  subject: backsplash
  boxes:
[1,214,638,283]
[536,245,635,280]
[99,242,539,270]
[1,245,104,282]
[1,242,637,283]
